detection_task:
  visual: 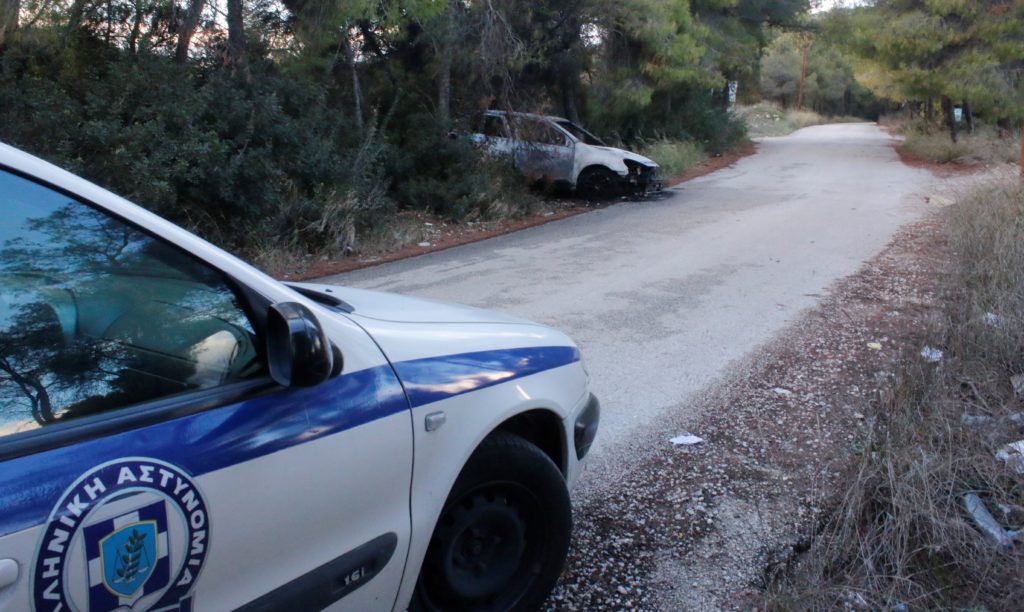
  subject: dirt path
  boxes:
[547,217,951,610]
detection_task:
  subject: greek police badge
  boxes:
[32,458,210,612]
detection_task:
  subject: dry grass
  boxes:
[769,181,1024,610]
[900,127,1020,167]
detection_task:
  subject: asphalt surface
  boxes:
[318,123,936,465]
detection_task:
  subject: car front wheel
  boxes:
[411,432,571,612]
[576,166,621,201]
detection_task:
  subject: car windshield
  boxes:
[555,121,605,146]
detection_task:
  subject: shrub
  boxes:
[900,127,1020,166]
[387,113,536,221]
[639,139,706,179]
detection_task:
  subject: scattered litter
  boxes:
[995,440,1024,475]
[773,387,793,397]
[927,194,954,207]
[417,241,431,247]
[1011,374,1024,397]
[984,312,1003,326]
[424,222,433,227]
[866,342,883,350]
[840,589,870,610]
[543,211,555,217]
[920,346,943,363]
[853,412,865,420]
[670,433,704,446]
[963,493,1014,549]
[961,414,993,427]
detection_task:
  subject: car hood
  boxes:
[289,283,534,325]
[581,144,658,168]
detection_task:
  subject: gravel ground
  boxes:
[545,216,952,611]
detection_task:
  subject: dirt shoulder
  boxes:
[892,144,979,177]
[278,143,757,281]
[546,216,951,611]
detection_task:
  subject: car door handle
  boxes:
[0,559,18,590]
[424,411,446,432]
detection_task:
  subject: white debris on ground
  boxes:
[920,346,943,362]
[1011,374,1024,397]
[996,441,1024,475]
[984,311,1003,327]
[963,493,1016,550]
[669,434,704,446]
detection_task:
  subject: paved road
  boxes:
[319,123,936,462]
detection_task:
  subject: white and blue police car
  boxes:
[0,142,600,612]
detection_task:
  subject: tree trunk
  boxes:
[941,96,957,143]
[925,98,934,122]
[0,0,19,45]
[437,39,452,126]
[64,0,87,45]
[128,0,142,54]
[962,99,974,134]
[226,0,248,78]
[342,32,364,133]
[435,1,457,126]
[175,0,205,64]
[796,43,809,111]
[558,54,581,124]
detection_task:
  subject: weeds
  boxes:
[639,139,707,180]
[769,181,1024,610]
[899,127,1020,167]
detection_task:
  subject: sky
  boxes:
[812,0,868,12]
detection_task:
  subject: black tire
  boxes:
[575,166,621,201]
[411,432,571,612]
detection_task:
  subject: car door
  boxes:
[0,167,413,612]
[474,113,514,158]
[510,118,575,184]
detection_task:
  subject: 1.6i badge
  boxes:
[31,458,210,612]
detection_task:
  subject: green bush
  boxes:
[0,36,389,260]
[387,113,535,221]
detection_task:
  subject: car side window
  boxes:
[0,169,265,438]
[482,115,509,138]
[515,119,567,147]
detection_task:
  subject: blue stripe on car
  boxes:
[395,345,580,408]
[0,345,579,537]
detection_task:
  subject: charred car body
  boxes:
[470,111,663,199]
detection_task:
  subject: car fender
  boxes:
[571,143,659,185]
[346,318,588,612]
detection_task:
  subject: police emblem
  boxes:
[32,458,210,612]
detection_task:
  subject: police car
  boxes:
[0,143,599,611]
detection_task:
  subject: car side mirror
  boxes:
[266,302,339,387]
